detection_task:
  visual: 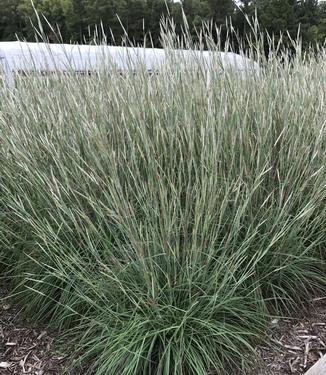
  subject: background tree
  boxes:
[206,0,234,25]
[0,0,325,48]
[61,0,87,42]
[0,0,25,40]
[16,0,68,41]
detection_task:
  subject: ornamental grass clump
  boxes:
[0,23,325,375]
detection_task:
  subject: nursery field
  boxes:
[0,36,325,374]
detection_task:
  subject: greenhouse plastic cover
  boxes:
[0,41,259,85]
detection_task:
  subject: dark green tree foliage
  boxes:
[17,0,68,41]
[256,0,301,48]
[233,0,325,50]
[83,0,126,41]
[233,0,254,37]
[317,1,326,42]
[121,0,148,44]
[146,0,171,45]
[0,0,24,40]
[206,0,234,25]
[61,0,87,41]
[0,0,325,47]
[298,0,321,44]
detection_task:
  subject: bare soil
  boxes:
[0,282,70,375]
[251,299,326,375]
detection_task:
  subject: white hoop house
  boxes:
[0,41,259,87]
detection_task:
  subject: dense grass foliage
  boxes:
[0,38,326,374]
